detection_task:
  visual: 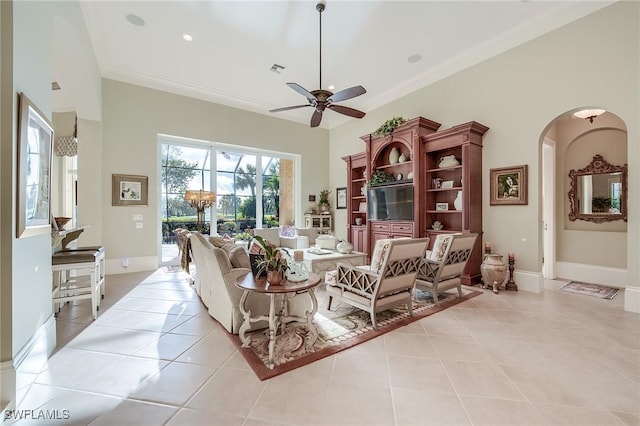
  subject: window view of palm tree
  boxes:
[216,152,257,235]
[262,157,280,227]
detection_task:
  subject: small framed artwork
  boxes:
[112,174,149,206]
[490,165,528,205]
[435,202,449,211]
[336,187,347,209]
[358,202,367,212]
[17,93,54,238]
[441,180,454,189]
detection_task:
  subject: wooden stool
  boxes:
[52,248,105,320]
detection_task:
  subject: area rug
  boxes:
[560,281,620,300]
[229,287,481,380]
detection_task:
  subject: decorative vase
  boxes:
[389,147,400,164]
[481,254,507,294]
[355,217,363,226]
[336,240,353,254]
[453,190,463,211]
[286,250,309,282]
[266,269,283,286]
[398,152,407,163]
[438,155,460,168]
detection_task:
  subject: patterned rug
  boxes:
[560,281,621,300]
[230,286,481,380]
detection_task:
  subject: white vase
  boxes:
[438,155,460,168]
[453,190,463,211]
[398,152,407,163]
[389,147,400,165]
[336,240,353,254]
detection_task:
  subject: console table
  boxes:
[234,272,321,369]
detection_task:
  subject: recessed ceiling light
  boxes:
[270,64,285,74]
[182,34,193,42]
[408,54,422,63]
[328,85,335,91]
[125,14,145,27]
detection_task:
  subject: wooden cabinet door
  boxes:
[351,226,368,253]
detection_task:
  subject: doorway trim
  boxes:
[542,137,556,279]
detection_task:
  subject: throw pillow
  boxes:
[370,239,392,274]
[228,246,251,269]
[281,225,296,237]
[209,236,235,253]
[430,235,453,262]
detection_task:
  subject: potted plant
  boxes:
[373,116,407,137]
[367,170,395,187]
[318,189,331,213]
[252,236,289,285]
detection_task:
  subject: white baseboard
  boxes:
[624,286,640,313]
[11,315,56,409]
[1,360,16,412]
[512,270,545,293]
[555,261,627,287]
[106,256,157,275]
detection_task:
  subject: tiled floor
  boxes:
[10,269,639,425]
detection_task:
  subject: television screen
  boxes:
[367,184,414,221]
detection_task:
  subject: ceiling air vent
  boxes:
[52,81,61,91]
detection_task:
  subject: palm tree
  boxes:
[235,164,256,196]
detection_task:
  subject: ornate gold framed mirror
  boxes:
[568,155,627,223]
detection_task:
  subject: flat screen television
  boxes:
[367,184,414,221]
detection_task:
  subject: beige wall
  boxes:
[100,79,328,268]
[328,2,638,289]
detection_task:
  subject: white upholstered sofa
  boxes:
[189,232,310,334]
[253,226,319,249]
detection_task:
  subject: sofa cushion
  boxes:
[229,246,251,269]
[295,227,318,246]
[212,247,232,274]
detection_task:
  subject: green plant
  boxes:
[252,236,289,273]
[591,197,612,212]
[367,170,395,187]
[318,189,331,208]
[373,116,407,136]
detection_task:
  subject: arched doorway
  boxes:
[540,108,628,286]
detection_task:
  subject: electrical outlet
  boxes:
[121,257,130,267]
[135,222,143,229]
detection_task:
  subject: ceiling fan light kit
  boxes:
[270,0,366,127]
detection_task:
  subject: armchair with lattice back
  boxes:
[326,238,429,329]
[414,233,478,305]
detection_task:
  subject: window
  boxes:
[159,137,298,265]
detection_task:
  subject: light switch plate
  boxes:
[133,214,143,221]
[135,222,143,229]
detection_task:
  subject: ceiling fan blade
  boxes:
[269,104,310,113]
[287,83,316,100]
[310,110,323,127]
[328,104,366,119]
[328,85,366,103]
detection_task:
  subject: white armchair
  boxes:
[326,238,429,329]
[414,233,478,305]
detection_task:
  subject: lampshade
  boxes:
[573,109,606,122]
[184,190,216,203]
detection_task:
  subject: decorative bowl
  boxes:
[54,217,72,230]
[431,221,443,230]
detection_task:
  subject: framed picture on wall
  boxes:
[336,187,347,209]
[16,93,54,238]
[112,174,149,206]
[490,165,528,205]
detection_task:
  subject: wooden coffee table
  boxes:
[234,272,321,369]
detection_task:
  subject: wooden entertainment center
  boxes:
[342,116,489,284]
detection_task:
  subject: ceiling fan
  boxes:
[269,0,366,128]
